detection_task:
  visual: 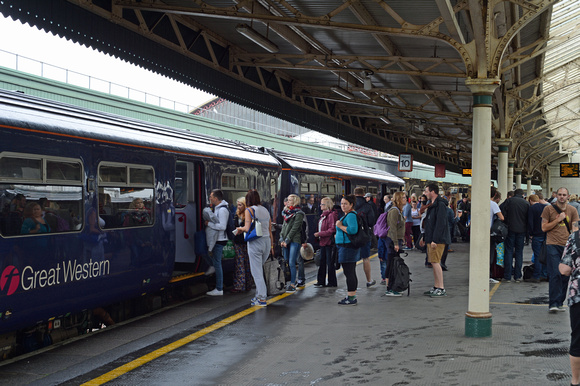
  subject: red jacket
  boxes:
[318,210,338,246]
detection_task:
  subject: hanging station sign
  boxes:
[398,153,413,172]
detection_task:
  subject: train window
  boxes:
[0,156,42,181]
[300,182,318,193]
[321,183,337,195]
[368,187,378,195]
[99,165,127,184]
[129,167,154,185]
[0,153,84,237]
[47,160,82,182]
[221,174,249,191]
[98,162,154,229]
[0,184,83,237]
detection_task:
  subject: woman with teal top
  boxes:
[335,194,360,305]
[21,202,50,234]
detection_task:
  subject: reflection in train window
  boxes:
[0,184,83,237]
[0,153,84,237]
[368,186,378,195]
[98,162,155,229]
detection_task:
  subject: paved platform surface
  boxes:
[0,241,574,385]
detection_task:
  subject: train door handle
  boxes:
[176,213,189,239]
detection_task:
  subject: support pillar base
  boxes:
[465,311,492,337]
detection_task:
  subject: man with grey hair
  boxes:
[542,187,579,312]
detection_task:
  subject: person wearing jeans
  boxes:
[501,189,529,282]
[280,194,306,292]
[542,187,579,312]
[205,189,230,296]
[503,231,526,282]
[527,194,547,281]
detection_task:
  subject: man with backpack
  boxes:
[205,189,229,296]
[354,187,377,287]
[542,187,579,313]
[422,184,451,297]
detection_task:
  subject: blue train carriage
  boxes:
[0,90,280,354]
[268,150,404,246]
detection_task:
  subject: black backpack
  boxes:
[345,212,371,248]
[391,252,412,295]
[221,206,236,241]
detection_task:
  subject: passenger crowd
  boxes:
[201,185,580,385]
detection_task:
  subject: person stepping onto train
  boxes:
[205,189,229,296]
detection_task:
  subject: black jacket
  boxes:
[501,194,529,233]
[424,195,451,245]
[355,196,376,227]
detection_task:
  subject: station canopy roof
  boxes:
[1,0,578,180]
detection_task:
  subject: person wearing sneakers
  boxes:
[384,191,407,296]
[236,189,274,307]
[542,187,579,313]
[559,230,580,386]
[313,197,338,288]
[354,188,377,288]
[205,189,229,297]
[280,194,306,293]
[422,183,451,297]
[335,194,361,305]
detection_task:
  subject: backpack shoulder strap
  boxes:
[553,204,571,234]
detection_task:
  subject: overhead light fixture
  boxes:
[331,86,354,100]
[363,70,374,91]
[379,116,391,124]
[235,24,279,53]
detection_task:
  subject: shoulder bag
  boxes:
[244,207,263,242]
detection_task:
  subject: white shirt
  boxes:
[490,200,501,228]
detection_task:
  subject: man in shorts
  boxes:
[422,183,451,297]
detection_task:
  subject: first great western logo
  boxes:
[0,259,110,296]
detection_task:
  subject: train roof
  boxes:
[0,90,279,167]
[270,150,404,185]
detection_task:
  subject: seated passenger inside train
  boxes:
[123,198,152,227]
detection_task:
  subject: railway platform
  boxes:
[0,241,574,385]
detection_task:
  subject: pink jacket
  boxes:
[317,210,338,246]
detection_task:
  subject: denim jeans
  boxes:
[283,241,301,284]
[531,235,547,279]
[317,245,337,286]
[378,237,388,280]
[546,244,568,308]
[504,231,525,280]
[210,243,224,291]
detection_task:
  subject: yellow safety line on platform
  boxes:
[82,254,377,385]
[489,282,500,299]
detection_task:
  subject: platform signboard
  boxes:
[398,153,413,172]
[560,163,579,178]
[462,168,472,177]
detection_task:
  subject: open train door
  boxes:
[174,160,203,265]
